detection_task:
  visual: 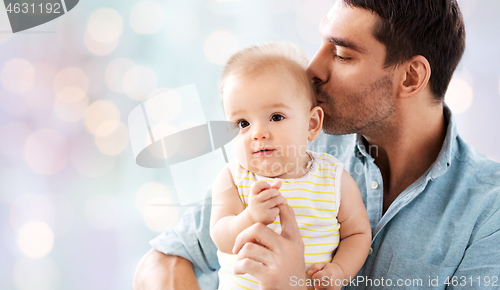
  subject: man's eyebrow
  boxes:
[329,37,367,53]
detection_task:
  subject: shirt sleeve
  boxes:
[149,187,220,289]
[448,193,500,290]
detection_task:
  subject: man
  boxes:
[134,0,500,289]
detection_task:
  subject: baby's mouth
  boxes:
[253,149,275,156]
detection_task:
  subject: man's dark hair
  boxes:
[343,0,465,101]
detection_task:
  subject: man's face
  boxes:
[307,1,397,135]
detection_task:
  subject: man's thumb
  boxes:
[277,204,302,243]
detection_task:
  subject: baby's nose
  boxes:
[252,125,269,140]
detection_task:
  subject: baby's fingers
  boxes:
[250,180,270,196]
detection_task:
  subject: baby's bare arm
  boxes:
[210,166,252,254]
[210,167,286,254]
[332,170,371,276]
[309,170,371,289]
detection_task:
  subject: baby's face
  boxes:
[223,69,314,178]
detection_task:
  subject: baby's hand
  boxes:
[308,262,345,290]
[247,180,286,225]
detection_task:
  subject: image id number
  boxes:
[444,276,499,287]
[6,2,61,14]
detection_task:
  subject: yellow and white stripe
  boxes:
[217,151,343,290]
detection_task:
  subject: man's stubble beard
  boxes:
[317,73,396,137]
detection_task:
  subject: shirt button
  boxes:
[369,247,373,255]
[371,181,379,189]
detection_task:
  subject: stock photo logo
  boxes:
[3,0,78,33]
[128,84,239,206]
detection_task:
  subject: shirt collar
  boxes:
[354,106,458,179]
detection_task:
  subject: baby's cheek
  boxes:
[233,138,250,166]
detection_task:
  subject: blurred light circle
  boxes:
[94,119,120,137]
[130,1,165,34]
[17,221,54,258]
[136,182,169,214]
[84,100,121,135]
[53,87,89,123]
[84,30,120,56]
[149,87,171,98]
[105,58,135,93]
[87,8,123,43]
[10,194,55,231]
[13,257,60,290]
[56,86,86,103]
[445,78,473,114]
[122,65,158,101]
[204,30,238,65]
[147,89,182,123]
[164,9,199,45]
[71,135,115,177]
[136,182,178,232]
[85,194,120,230]
[24,129,68,175]
[94,121,130,156]
[0,121,31,157]
[1,59,35,94]
[54,67,89,94]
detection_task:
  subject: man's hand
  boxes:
[133,249,201,290]
[308,262,345,290]
[247,180,286,225]
[232,203,307,290]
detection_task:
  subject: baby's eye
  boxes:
[237,119,250,129]
[270,114,284,122]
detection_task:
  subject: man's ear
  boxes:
[399,55,431,99]
[308,106,324,141]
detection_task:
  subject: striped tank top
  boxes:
[217,151,343,290]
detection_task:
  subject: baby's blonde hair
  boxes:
[219,42,316,108]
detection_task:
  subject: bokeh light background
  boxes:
[0,0,499,289]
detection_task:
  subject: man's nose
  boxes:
[252,124,269,140]
[306,47,330,85]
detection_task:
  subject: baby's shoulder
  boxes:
[212,164,235,194]
[309,151,343,168]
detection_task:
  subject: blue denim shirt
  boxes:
[150,108,500,289]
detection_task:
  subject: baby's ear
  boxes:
[308,106,324,141]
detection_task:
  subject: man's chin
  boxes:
[322,121,357,136]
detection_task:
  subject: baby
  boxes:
[210,42,371,290]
